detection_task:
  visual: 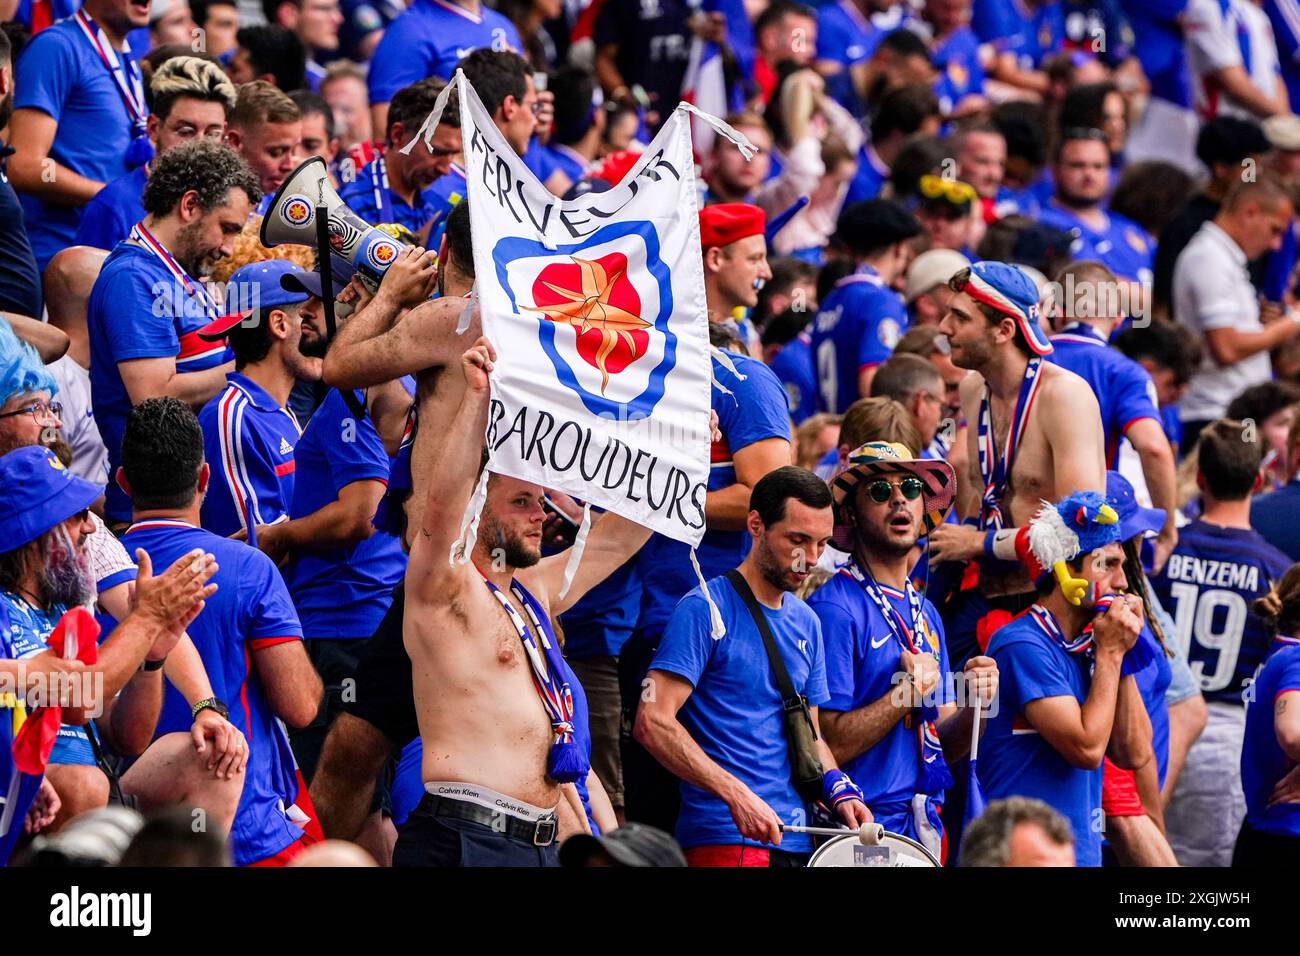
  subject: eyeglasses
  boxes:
[0,400,62,425]
[865,477,925,503]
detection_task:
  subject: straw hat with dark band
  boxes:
[829,441,957,550]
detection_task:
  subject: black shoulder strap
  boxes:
[724,569,799,705]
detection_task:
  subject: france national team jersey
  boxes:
[817,0,883,110]
[14,17,142,271]
[285,388,406,640]
[88,243,230,523]
[769,331,818,426]
[73,164,147,251]
[1038,202,1154,284]
[1120,0,1192,106]
[198,373,303,538]
[1047,322,1160,466]
[1062,0,1135,66]
[366,0,521,104]
[0,597,44,867]
[1133,623,1174,784]
[1184,0,1282,120]
[1149,520,1293,705]
[1242,642,1300,836]
[980,608,1104,866]
[652,578,829,853]
[338,157,438,236]
[810,265,909,414]
[425,163,467,256]
[123,520,308,866]
[541,143,590,191]
[932,27,986,113]
[635,350,790,640]
[978,0,1067,67]
[808,571,953,830]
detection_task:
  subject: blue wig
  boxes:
[0,318,57,406]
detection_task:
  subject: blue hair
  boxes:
[0,318,57,406]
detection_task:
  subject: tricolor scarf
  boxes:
[129,222,219,321]
[73,10,153,169]
[977,356,1043,531]
[1029,601,1096,655]
[479,572,589,783]
[845,561,953,796]
[370,154,395,225]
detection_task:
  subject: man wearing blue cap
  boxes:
[195,258,330,545]
[0,444,220,864]
[930,260,1107,669]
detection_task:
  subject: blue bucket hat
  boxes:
[1106,470,1166,542]
[0,446,103,554]
[961,260,1053,356]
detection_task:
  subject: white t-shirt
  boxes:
[1184,0,1281,120]
[48,356,109,486]
[1172,220,1272,422]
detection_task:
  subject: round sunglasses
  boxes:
[865,477,925,503]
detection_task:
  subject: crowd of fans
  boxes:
[1,0,1300,870]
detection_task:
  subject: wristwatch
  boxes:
[140,656,166,672]
[191,697,229,721]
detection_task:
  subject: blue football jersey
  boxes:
[1241,641,1300,836]
[1149,520,1294,705]
[809,266,909,414]
[1038,202,1154,284]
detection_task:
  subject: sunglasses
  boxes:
[919,175,977,206]
[865,477,925,503]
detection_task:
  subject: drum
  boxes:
[806,830,941,868]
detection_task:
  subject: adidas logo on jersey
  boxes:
[279,437,294,455]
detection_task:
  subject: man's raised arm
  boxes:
[405,337,497,603]
[535,512,652,616]
[321,247,453,389]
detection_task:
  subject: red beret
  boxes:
[699,203,766,251]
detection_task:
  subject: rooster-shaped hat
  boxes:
[1014,491,1122,605]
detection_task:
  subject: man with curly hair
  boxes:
[86,138,261,529]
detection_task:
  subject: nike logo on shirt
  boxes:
[870,632,891,649]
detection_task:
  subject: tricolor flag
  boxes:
[681,33,729,157]
[405,75,748,551]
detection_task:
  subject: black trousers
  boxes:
[1232,819,1300,866]
[618,628,682,833]
[393,794,560,867]
[291,636,371,785]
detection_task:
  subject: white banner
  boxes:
[439,75,715,547]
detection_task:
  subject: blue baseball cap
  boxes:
[962,260,1053,356]
[0,446,103,554]
[1106,470,1166,542]
[198,259,311,340]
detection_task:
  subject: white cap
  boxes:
[904,248,972,303]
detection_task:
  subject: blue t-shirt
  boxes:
[1119,0,1191,105]
[73,164,147,251]
[979,0,1067,67]
[0,146,42,319]
[932,27,986,113]
[559,554,643,659]
[285,388,406,640]
[198,373,303,538]
[635,350,790,639]
[808,571,953,829]
[817,0,883,111]
[1242,641,1300,836]
[810,266,909,414]
[768,331,818,426]
[122,520,307,866]
[366,0,522,104]
[980,609,1104,866]
[652,579,829,852]
[1133,623,1174,785]
[1149,520,1294,705]
[1264,0,1300,109]
[843,142,890,206]
[425,162,466,255]
[1037,202,1154,284]
[1252,480,1300,562]
[1046,322,1160,467]
[87,242,231,522]
[14,17,140,272]
[541,144,589,190]
[339,156,439,236]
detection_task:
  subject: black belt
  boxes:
[425,794,558,847]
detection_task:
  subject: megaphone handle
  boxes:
[316,204,338,342]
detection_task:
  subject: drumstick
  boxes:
[779,822,884,845]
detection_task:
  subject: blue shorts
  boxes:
[50,724,96,766]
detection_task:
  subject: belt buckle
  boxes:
[533,816,557,847]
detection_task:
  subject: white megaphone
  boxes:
[260,156,407,289]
